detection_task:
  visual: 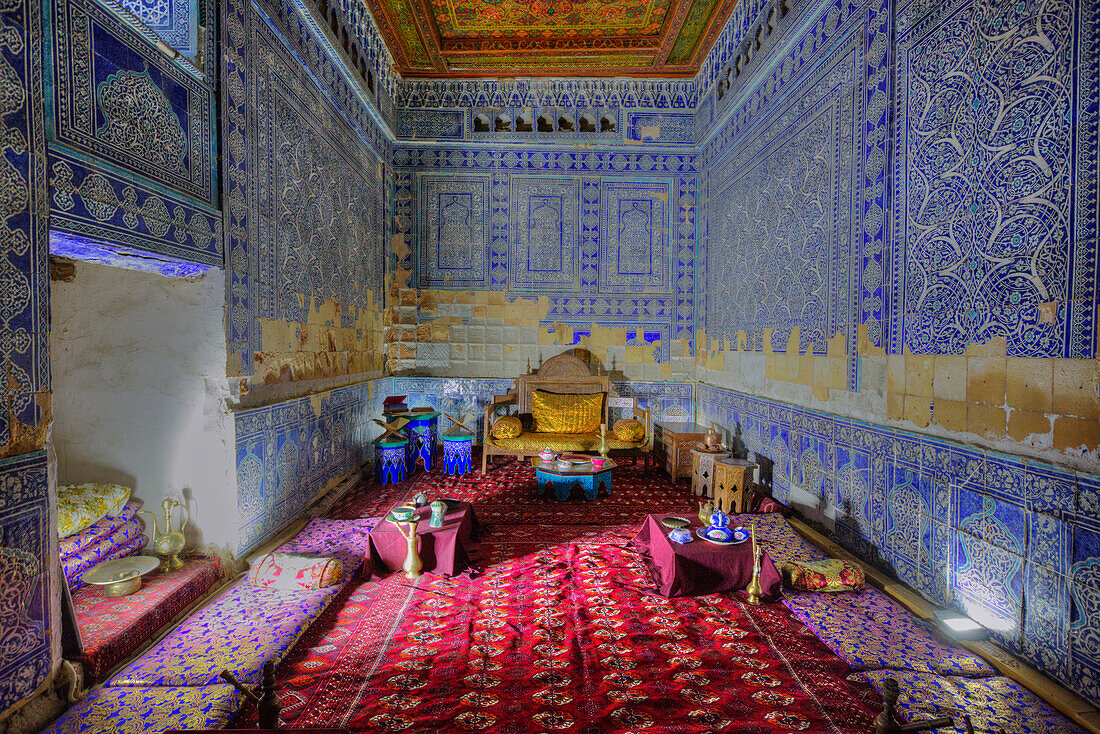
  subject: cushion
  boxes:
[60,501,141,559]
[491,415,523,439]
[41,684,243,734]
[489,432,644,453]
[748,491,789,515]
[63,518,148,589]
[855,671,1085,734]
[58,483,132,538]
[731,513,827,566]
[248,553,343,590]
[783,587,995,676]
[782,558,865,592]
[612,418,646,442]
[277,517,378,578]
[531,390,603,434]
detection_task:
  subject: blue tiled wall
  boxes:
[222,0,388,378]
[0,0,53,712]
[698,383,1100,705]
[234,380,387,554]
[692,0,1100,707]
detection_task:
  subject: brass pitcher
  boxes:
[140,498,189,572]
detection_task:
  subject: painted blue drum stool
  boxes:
[443,431,474,476]
[402,411,439,474]
[375,437,408,485]
[534,457,615,501]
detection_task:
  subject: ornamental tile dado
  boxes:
[0,453,51,714]
[47,0,216,205]
[696,382,1100,705]
[891,0,1099,358]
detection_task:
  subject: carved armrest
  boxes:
[483,395,518,442]
[633,405,652,450]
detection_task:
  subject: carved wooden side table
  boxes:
[712,457,757,514]
[691,449,731,498]
[653,422,709,484]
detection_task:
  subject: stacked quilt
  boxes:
[60,501,148,591]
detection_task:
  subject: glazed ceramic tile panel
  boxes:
[697,382,1100,706]
[701,0,891,391]
[0,0,47,453]
[395,148,697,371]
[48,151,222,272]
[118,0,199,56]
[46,0,216,207]
[222,0,388,376]
[234,380,384,554]
[0,453,52,713]
[891,0,1099,359]
[0,0,51,712]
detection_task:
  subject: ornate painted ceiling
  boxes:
[363,0,739,77]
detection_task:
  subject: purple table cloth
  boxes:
[368,503,478,578]
[630,513,782,599]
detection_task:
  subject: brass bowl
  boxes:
[82,555,160,597]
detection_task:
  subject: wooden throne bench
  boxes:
[481,354,650,473]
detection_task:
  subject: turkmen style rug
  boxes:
[254,460,882,732]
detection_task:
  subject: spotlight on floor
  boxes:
[932,610,988,641]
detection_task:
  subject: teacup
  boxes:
[591,457,606,468]
[669,528,692,544]
[390,505,417,523]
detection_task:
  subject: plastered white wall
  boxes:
[49,261,238,553]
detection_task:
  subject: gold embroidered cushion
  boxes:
[248,554,343,590]
[531,390,603,434]
[782,558,865,592]
[490,416,523,439]
[612,419,646,443]
[58,483,132,538]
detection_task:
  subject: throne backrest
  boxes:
[515,354,611,419]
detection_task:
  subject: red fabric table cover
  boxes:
[368,503,478,578]
[73,556,221,680]
[630,513,782,599]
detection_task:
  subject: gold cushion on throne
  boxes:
[531,390,603,434]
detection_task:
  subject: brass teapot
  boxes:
[140,498,189,572]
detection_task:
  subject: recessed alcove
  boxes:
[49,257,237,553]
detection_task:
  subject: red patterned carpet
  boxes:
[259,459,882,732]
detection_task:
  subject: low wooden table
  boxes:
[652,422,709,483]
[534,457,615,500]
[691,448,730,498]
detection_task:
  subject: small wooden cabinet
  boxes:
[652,422,709,483]
[712,457,757,514]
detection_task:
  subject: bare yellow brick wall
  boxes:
[385,266,693,380]
[698,325,1100,462]
[229,292,385,392]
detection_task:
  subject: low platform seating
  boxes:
[41,685,244,734]
[481,354,650,473]
[783,587,995,677]
[857,670,1086,734]
[73,556,222,680]
[46,518,377,734]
